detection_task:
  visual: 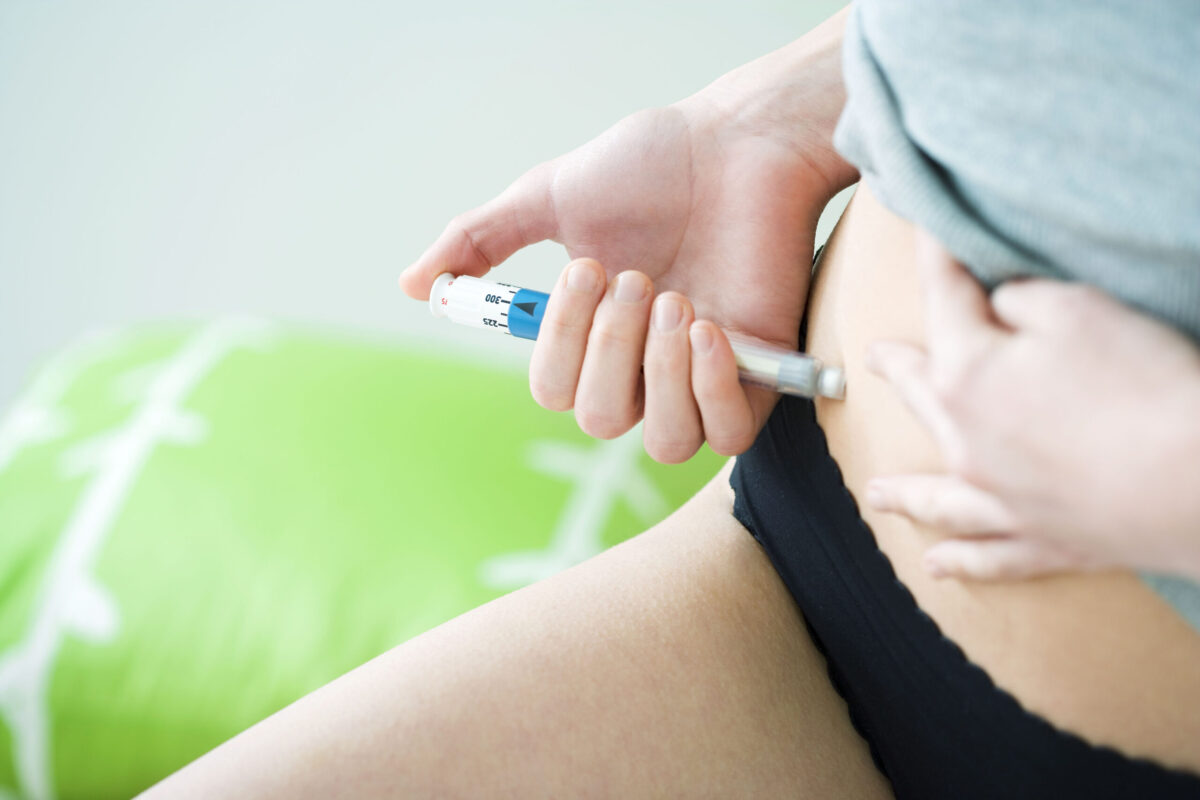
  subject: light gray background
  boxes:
[1,0,848,407]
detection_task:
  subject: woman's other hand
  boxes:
[866,230,1200,582]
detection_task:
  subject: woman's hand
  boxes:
[400,12,855,462]
[866,230,1200,582]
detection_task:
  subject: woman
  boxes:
[145,3,1200,796]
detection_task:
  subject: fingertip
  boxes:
[690,321,757,456]
[915,228,951,275]
[863,340,926,382]
[923,539,1025,582]
[399,237,456,300]
[529,375,574,413]
[923,539,971,579]
[573,406,635,441]
[915,229,979,294]
[688,319,718,354]
[649,292,689,335]
[989,278,1060,331]
[571,256,604,272]
[562,260,648,440]
[643,292,702,464]
[643,434,702,465]
[562,257,605,295]
[612,269,652,305]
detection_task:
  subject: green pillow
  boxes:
[0,320,722,799]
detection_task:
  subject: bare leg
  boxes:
[140,462,891,798]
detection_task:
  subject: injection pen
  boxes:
[428,273,845,400]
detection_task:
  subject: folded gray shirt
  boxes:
[832,0,1200,630]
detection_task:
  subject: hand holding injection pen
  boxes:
[428,272,844,400]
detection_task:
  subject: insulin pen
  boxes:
[429,273,845,400]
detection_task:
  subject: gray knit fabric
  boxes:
[833,0,1200,630]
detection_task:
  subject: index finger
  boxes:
[916,229,1002,361]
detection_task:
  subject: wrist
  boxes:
[674,6,858,204]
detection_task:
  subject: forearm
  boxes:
[675,6,858,204]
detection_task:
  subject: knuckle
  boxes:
[542,311,589,340]
[443,214,468,237]
[529,377,573,412]
[959,545,1016,581]
[644,339,689,378]
[949,548,985,579]
[977,557,1013,582]
[444,214,488,262]
[706,428,756,457]
[575,406,634,440]
[707,439,737,456]
[643,434,701,464]
[589,318,641,349]
[912,492,948,528]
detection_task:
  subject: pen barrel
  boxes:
[430,274,522,334]
[727,335,844,400]
[428,273,844,400]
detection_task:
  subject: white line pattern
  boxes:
[0,319,273,800]
[0,331,125,475]
[479,427,668,589]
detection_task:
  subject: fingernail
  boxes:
[689,322,714,354]
[567,261,598,293]
[614,271,648,304]
[653,296,683,332]
[865,481,887,509]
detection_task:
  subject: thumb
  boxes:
[399,162,559,300]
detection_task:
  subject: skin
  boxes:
[399,9,856,462]
[806,185,1200,772]
[143,13,896,796]
[145,3,1200,793]
[140,464,893,798]
[401,2,1200,584]
[865,231,1200,582]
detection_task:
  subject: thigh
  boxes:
[139,462,892,799]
